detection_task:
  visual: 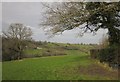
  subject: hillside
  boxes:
[23,42,96,58]
[2,43,118,80]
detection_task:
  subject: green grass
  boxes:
[24,49,42,55]
[23,43,95,56]
[2,50,118,80]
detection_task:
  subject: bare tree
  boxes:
[3,23,33,60]
[3,23,32,40]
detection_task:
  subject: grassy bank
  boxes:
[2,50,118,80]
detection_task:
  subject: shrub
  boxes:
[90,49,100,59]
[98,48,115,63]
[98,46,120,68]
[42,49,67,56]
[90,45,120,68]
[63,46,79,50]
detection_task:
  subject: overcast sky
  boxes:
[2,2,108,44]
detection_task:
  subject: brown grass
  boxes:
[77,64,118,80]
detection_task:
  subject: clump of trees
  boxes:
[2,23,33,61]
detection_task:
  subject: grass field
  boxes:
[2,50,118,80]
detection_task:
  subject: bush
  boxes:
[42,49,67,56]
[2,37,26,61]
[98,48,115,63]
[98,46,120,68]
[22,53,43,58]
[90,45,120,68]
[63,46,79,50]
[90,49,100,59]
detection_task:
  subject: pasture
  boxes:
[2,44,118,80]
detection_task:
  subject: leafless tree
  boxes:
[2,23,33,60]
[3,23,32,40]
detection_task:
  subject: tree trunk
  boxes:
[108,27,120,46]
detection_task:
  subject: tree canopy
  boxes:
[41,2,120,45]
[3,23,33,40]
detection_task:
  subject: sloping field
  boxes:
[2,50,118,80]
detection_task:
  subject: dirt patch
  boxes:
[77,64,118,80]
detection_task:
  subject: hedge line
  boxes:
[90,46,120,69]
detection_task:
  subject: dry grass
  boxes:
[77,64,118,80]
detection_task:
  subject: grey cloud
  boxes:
[2,2,108,44]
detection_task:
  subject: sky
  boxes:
[1,2,108,44]
[0,2,1,33]
[1,0,119,2]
